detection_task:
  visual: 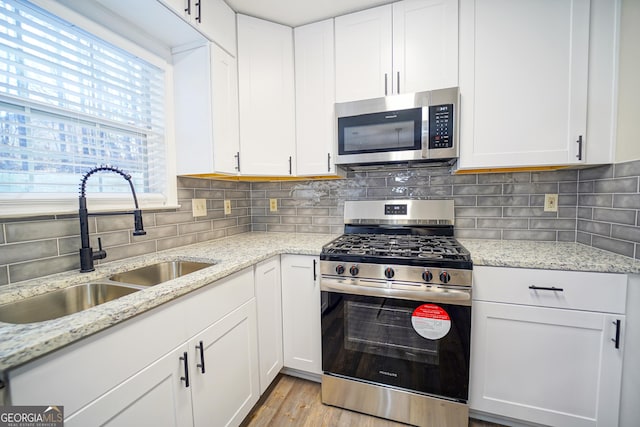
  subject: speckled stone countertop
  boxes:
[2,233,640,376]
[460,239,640,274]
[0,232,338,374]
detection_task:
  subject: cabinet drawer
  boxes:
[472,266,627,314]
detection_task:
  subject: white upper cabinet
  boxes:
[335,5,393,102]
[159,0,237,54]
[237,14,296,176]
[458,0,619,169]
[173,43,240,175]
[211,44,241,173]
[294,19,337,176]
[334,0,458,102]
[393,0,458,95]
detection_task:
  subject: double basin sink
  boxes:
[0,261,213,324]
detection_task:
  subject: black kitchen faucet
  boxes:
[78,165,146,272]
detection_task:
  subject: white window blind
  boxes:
[0,0,166,200]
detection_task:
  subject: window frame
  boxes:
[0,0,178,218]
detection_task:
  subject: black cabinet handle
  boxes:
[612,319,621,349]
[196,340,205,373]
[195,0,201,23]
[576,135,583,160]
[327,153,331,173]
[185,0,191,14]
[397,71,400,94]
[288,156,292,175]
[313,259,317,281]
[384,73,388,96]
[528,285,564,292]
[180,351,189,387]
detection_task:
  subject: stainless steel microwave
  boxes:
[335,87,459,166]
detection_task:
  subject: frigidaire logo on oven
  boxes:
[379,370,398,377]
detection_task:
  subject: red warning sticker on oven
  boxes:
[411,304,451,340]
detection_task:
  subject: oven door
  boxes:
[321,282,471,402]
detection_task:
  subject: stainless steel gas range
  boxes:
[319,199,472,427]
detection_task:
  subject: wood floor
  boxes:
[242,375,505,427]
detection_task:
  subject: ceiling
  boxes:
[225,0,397,27]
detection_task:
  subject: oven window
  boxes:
[338,107,422,155]
[345,301,440,364]
[322,292,471,402]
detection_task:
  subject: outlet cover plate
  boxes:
[192,199,207,217]
[544,194,558,212]
[224,199,232,215]
[269,199,278,212]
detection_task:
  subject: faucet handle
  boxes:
[93,237,107,261]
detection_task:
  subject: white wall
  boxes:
[615,0,640,162]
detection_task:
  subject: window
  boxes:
[0,0,172,215]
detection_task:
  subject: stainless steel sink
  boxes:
[109,261,213,287]
[0,282,141,324]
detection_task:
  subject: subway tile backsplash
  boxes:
[0,177,251,285]
[1,159,640,285]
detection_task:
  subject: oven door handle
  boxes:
[320,278,472,306]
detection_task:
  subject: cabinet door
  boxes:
[173,44,214,175]
[294,19,336,176]
[392,0,458,94]
[459,0,589,169]
[66,344,193,427]
[237,14,295,176]
[254,256,283,394]
[281,255,322,374]
[195,0,236,55]
[335,5,392,102]
[190,299,260,427]
[470,301,624,427]
[211,43,241,174]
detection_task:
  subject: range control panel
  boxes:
[428,104,454,149]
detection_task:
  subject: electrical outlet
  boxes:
[192,199,207,217]
[269,198,278,212]
[224,199,232,215]
[544,194,558,212]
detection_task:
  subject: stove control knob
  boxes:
[349,265,359,276]
[422,270,433,282]
[440,271,451,284]
[335,264,345,275]
[384,267,395,279]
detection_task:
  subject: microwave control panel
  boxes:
[428,104,454,149]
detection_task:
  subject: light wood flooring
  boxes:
[242,375,505,427]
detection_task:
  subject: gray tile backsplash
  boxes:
[1,159,640,285]
[0,177,251,284]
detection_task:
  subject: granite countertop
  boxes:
[2,233,640,376]
[460,239,640,274]
[0,232,338,374]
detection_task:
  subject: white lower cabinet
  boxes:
[66,342,194,427]
[254,256,283,393]
[190,300,259,427]
[9,268,259,427]
[470,266,627,427]
[280,254,322,375]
